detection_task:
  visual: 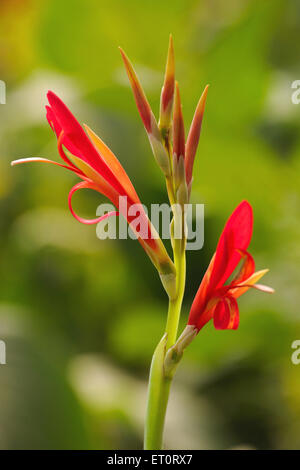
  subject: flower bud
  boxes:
[120,47,171,176]
[172,82,185,163]
[185,85,209,186]
[159,35,175,134]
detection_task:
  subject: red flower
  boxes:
[188,200,274,332]
[12,91,175,278]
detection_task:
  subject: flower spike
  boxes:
[185,84,209,187]
[159,34,175,134]
[120,47,171,176]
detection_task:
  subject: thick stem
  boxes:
[144,209,186,450]
[166,237,186,346]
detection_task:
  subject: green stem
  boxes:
[144,211,186,450]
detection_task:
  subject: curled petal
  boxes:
[230,249,255,286]
[57,130,83,171]
[251,284,274,293]
[236,283,274,294]
[213,296,239,330]
[231,269,270,298]
[11,156,83,177]
[68,181,118,225]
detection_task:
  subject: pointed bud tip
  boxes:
[167,34,174,61]
[119,47,153,134]
[167,35,174,76]
[185,84,209,184]
[195,84,209,117]
[159,36,175,128]
[173,81,185,160]
[119,47,130,67]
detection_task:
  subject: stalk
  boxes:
[144,199,186,450]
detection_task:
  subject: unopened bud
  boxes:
[120,47,171,176]
[185,85,209,186]
[119,48,153,133]
[159,35,175,133]
[173,82,185,163]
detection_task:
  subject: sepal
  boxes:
[164,325,198,378]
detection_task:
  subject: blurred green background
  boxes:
[0,0,299,449]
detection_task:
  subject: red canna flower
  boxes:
[187,200,274,332]
[11,91,175,281]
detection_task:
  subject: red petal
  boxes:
[46,105,61,138]
[47,91,125,196]
[68,181,119,225]
[57,130,84,171]
[46,104,86,161]
[187,253,215,328]
[209,201,253,292]
[84,125,141,206]
[230,249,255,286]
[213,296,239,330]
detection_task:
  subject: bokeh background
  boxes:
[0,0,299,449]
